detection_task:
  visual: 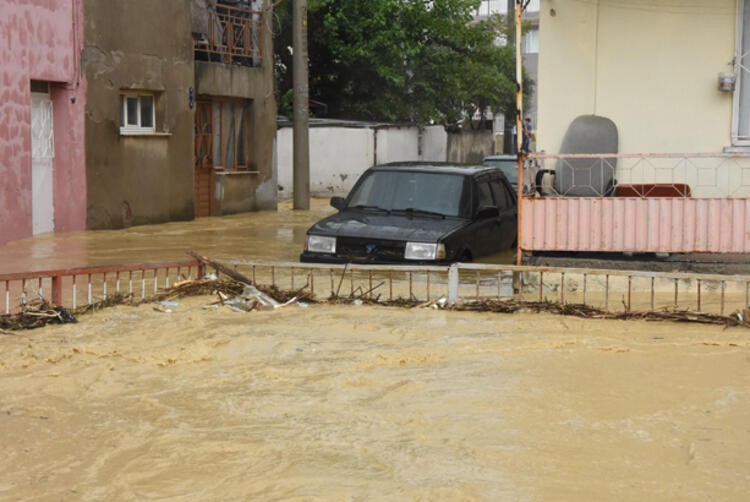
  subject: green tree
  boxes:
[275,0,533,127]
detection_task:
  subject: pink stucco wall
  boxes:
[521,197,750,254]
[0,0,86,245]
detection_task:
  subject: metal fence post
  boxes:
[51,274,63,306]
[448,264,459,305]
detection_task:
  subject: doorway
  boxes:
[194,100,214,217]
[31,89,55,234]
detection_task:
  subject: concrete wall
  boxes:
[214,172,265,214]
[277,125,449,198]
[0,0,86,245]
[446,130,495,164]
[537,0,736,154]
[83,0,195,229]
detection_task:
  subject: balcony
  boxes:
[194,3,262,67]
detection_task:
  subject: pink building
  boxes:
[0,0,87,246]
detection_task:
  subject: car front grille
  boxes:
[336,237,405,261]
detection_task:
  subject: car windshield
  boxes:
[482,159,518,186]
[348,170,467,217]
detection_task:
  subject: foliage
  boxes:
[274,0,534,127]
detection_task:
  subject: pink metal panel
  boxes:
[521,198,750,253]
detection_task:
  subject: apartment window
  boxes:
[734,0,750,145]
[211,99,254,171]
[120,92,155,133]
[522,29,539,54]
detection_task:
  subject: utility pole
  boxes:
[506,0,515,43]
[515,0,524,266]
[292,0,310,210]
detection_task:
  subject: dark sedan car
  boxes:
[300,163,517,264]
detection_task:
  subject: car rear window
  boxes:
[482,159,518,186]
[348,170,468,217]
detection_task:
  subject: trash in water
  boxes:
[160,301,179,308]
[53,306,78,323]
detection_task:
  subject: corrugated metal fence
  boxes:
[522,153,750,254]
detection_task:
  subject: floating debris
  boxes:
[3,252,749,331]
[452,299,750,328]
[1,300,78,331]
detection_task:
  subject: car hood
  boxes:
[309,210,467,242]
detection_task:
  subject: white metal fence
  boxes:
[228,260,750,317]
[3,260,749,322]
[529,153,750,198]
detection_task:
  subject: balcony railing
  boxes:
[194,3,263,67]
[525,152,750,198]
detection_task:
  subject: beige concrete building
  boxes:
[83,0,277,230]
[536,0,743,154]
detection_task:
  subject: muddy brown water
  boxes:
[1,201,749,500]
[0,199,515,275]
[0,300,749,500]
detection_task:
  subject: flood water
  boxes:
[0,200,337,275]
[0,199,514,275]
[1,201,749,500]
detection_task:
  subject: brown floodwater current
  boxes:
[1,201,749,500]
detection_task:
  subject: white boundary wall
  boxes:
[277,124,447,198]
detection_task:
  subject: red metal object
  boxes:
[194,4,263,66]
[615,184,691,198]
[0,259,200,311]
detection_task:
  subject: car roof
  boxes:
[482,155,517,162]
[371,162,496,176]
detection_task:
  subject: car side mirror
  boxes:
[476,205,500,219]
[330,196,345,211]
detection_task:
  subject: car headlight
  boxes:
[404,242,446,261]
[306,235,336,254]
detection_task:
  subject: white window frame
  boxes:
[120,92,156,134]
[733,0,750,147]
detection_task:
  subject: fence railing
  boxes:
[194,3,263,67]
[527,152,750,198]
[1,260,202,315]
[227,260,750,317]
[4,259,749,320]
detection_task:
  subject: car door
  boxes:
[472,176,503,257]
[490,175,518,250]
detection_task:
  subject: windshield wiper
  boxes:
[351,204,390,213]
[394,208,446,219]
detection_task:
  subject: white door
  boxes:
[31,92,55,235]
